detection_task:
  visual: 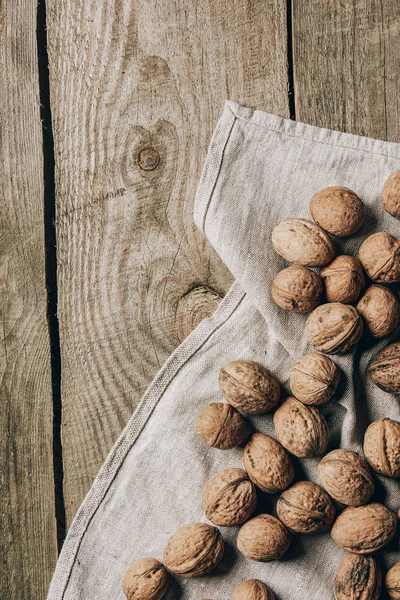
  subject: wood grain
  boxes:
[0,0,58,597]
[46,0,289,521]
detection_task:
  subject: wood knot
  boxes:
[175,286,222,342]
[138,147,160,171]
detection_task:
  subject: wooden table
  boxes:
[2,1,399,597]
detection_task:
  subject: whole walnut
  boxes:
[318,449,374,506]
[237,514,290,561]
[357,285,400,338]
[232,579,275,600]
[368,342,400,393]
[320,256,365,304]
[273,397,329,457]
[271,266,322,313]
[331,503,397,554]
[122,558,169,600]
[359,232,400,283]
[195,403,249,449]
[310,186,365,237]
[242,433,294,493]
[382,171,400,218]
[386,562,400,600]
[163,523,224,577]
[219,360,280,415]
[272,218,335,267]
[202,468,257,527]
[290,353,340,405]
[277,481,335,534]
[363,418,400,478]
[306,303,363,354]
[335,553,381,600]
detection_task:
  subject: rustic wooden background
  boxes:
[2,1,400,598]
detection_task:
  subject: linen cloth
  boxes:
[48,101,400,600]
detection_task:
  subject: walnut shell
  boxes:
[359,232,400,283]
[163,523,224,577]
[335,553,382,600]
[382,171,400,218]
[272,218,335,267]
[363,418,400,478]
[318,449,374,506]
[306,303,363,354]
[310,186,365,237]
[242,433,295,493]
[320,256,365,304]
[202,468,257,527]
[386,562,400,599]
[290,352,340,406]
[331,503,397,554]
[273,397,329,457]
[195,403,249,449]
[232,579,275,600]
[219,360,280,415]
[368,342,400,394]
[271,266,322,313]
[357,285,400,338]
[122,558,169,600]
[277,481,335,534]
[237,514,290,561]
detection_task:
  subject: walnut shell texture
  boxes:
[363,418,400,478]
[277,481,335,534]
[334,553,381,600]
[382,171,400,218]
[232,579,275,600]
[331,503,397,554]
[202,468,257,527]
[320,255,365,304]
[195,402,249,449]
[242,433,295,493]
[271,266,322,313]
[122,558,169,600]
[386,562,400,600]
[272,218,335,267]
[163,523,224,577]
[237,514,290,561]
[306,303,363,354]
[273,397,329,457]
[318,449,374,506]
[310,186,365,237]
[359,232,400,283]
[357,285,400,338]
[290,352,340,405]
[219,360,280,415]
[368,342,400,394]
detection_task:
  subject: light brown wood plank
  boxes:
[0,1,58,597]
[46,0,289,522]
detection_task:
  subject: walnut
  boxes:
[242,433,294,493]
[357,285,400,338]
[331,503,397,554]
[202,468,257,527]
[358,232,400,283]
[237,514,290,561]
[363,418,400,478]
[277,481,335,534]
[163,523,224,577]
[310,186,365,237]
[219,360,280,415]
[232,579,275,600]
[368,342,400,394]
[195,403,249,449]
[318,449,374,506]
[271,266,322,313]
[306,303,363,354]
[386,562,400,600]
[382,171,400,218]
[320,255,365,304]
[290,352,340,406]
[122,558,169,600]
[272,218,335,267]
[335,553,381,600]
[273,397,329,457]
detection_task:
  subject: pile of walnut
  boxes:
[122,179,400,600]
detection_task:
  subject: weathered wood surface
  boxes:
[0,0,58,598]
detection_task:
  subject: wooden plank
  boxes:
[46,0,289,522]
[293,1,400,141]
[0,0,58,597]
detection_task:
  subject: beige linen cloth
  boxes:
[48,101,400,600]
